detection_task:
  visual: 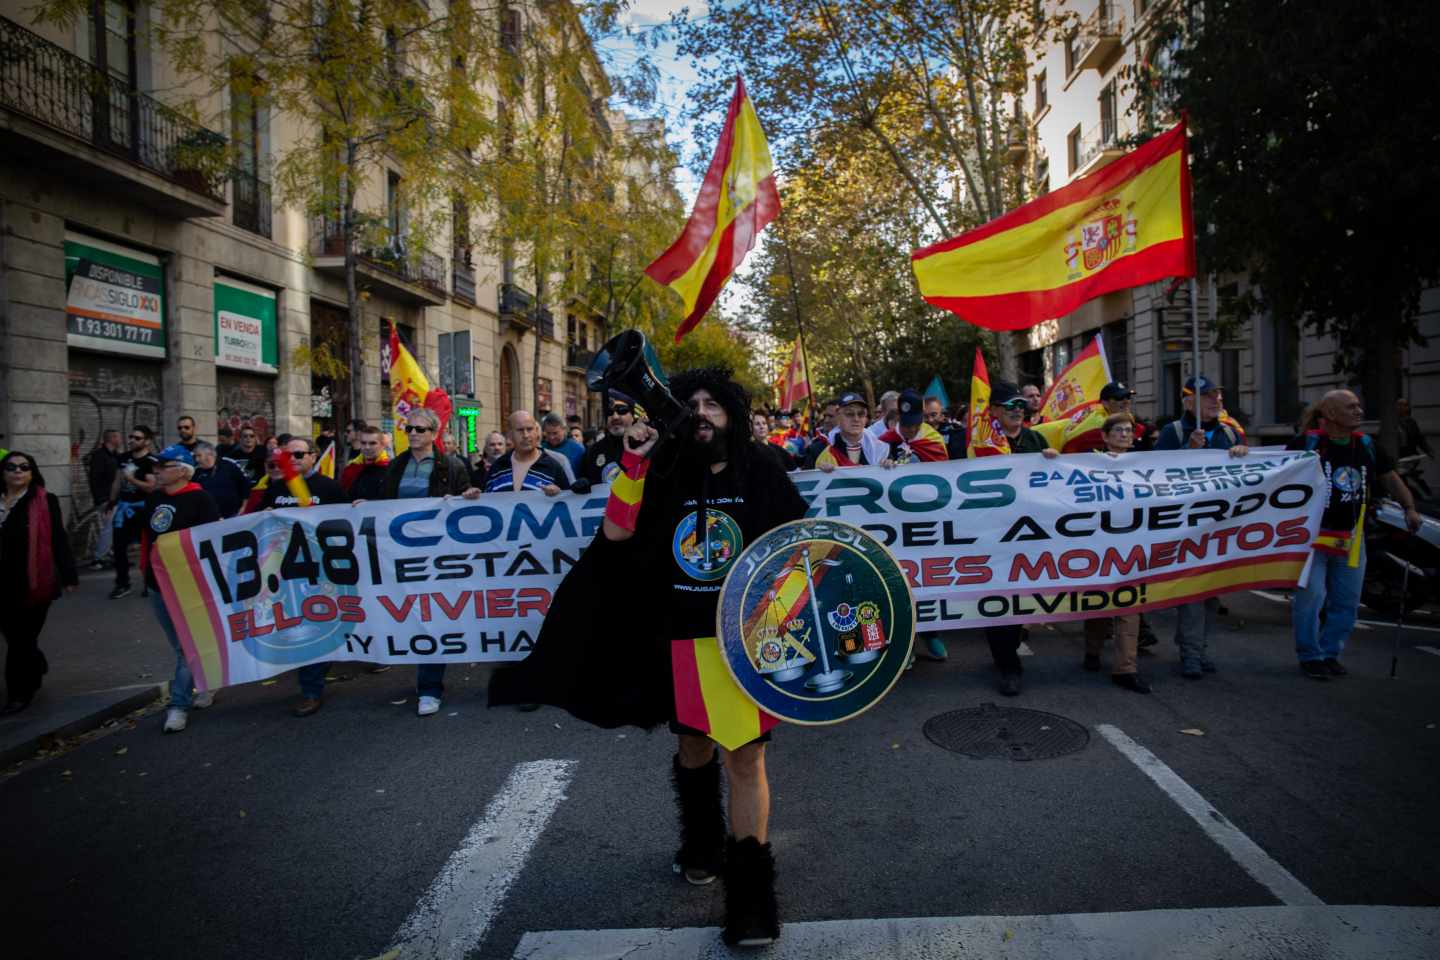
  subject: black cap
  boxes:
[836,391,867,409]
[897,388,924,426]
[1183,375,1220,395]
[1101,381,1135,401]
[988,380,1022,406]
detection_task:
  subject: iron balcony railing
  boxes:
[1076,117,1129,174]
[309,217,447,297]
[566,345,596,370]
[499,282,536,321]
[0,15,227,198]
[536,305,555,340]
[452,259,476,304]
[232,171,272,238]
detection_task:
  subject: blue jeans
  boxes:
[1293,546,1365,662]
[417,664,446,698]
[1174,597,1218,667]
[149,590,193,709]
[297,662,329,699]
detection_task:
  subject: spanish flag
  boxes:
[912,120,1194,330]
[388,321,430,454]
[774,339,811,411]
[1037,333,1111,423]
[316,440,337,479]
[967,348,1009,457]
[646,77,780,342]
[274,449,312,507]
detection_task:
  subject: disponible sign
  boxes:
[214,277,278,374]
[154,451,1325,692]
[64,231,165,359]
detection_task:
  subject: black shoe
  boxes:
[672,752,725,886]
[515,703,541,712]
[1300,661,1330,681]
[1082,654,1101,672]
[998,673,1022,696]
[1137,630,1159,649]
[1,698,34,715]
[108,585,131,600]
[1322,658,1348,677]
[1112,673,1152,694]
[722,836,780,947]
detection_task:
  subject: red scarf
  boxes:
[25,484,57,606]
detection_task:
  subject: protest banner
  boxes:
[155,450,1324,691]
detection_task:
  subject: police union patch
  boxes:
[716,518,915,725]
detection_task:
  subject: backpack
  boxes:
[1167,418,1240,449]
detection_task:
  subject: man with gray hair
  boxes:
[540,411,583,478]
[192,440,250,518]
[867,390,901,439]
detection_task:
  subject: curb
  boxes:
[0,683,166,768]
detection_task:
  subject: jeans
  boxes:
[1292,546,1365,662]
[297,662,329,699]
[113,506,144,589]
[93,508,114,562]
[1174,597,1219,668]
[150,590,193,709]
[417,664,446,698]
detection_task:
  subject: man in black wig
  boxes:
[492,366,807,947]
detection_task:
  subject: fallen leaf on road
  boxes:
[553,722,561,729]
[260,680,277,686]
[390,699,408,706]
[1180,728,1206,736]
[448,712,458,717]
[238,810,247,818]
[361,951,401,960]
[137,772,148,777]
[114,747,128,757]
[61,769,73,778]
[891,743,900,749]
[1003,929,1014,942]
[376,789,385,794]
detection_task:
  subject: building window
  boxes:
[567,315,577,343]
[1034,155,1050,195]
[386,170,403,240]
[1271,312,1301,427]
[1067,125,1082,175]
[1064,31,1077,76]
[1221,349,1245,420]
[1100,81,1118,145]
[1105,318,1129,385]
[1034,70,1047,113]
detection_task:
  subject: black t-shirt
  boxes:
[579,435,627,485]
[117,453,158,503]
[635,454,809,639]
[258,473,348,509]
[142,486,221,589]
[1286,432,1394,531]
[1006,427,1051,455]
[224,446,268,484]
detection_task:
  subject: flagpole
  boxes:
[1190,276,1201,392]
[778,210,816,431]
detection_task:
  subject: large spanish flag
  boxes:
[388,321,430,454]
[774,338,811,410]
[646,77,780,341]
[912,120,1193,330]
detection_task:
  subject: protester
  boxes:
[339,425,391,500]
[818,399,840,435]
[1080,414,1152,693]
[226,425,268,484]
[578,397,636,485]
[752,411,796,472]
[316,422,338,456]
[139,445,220,732]
[971,381,1058,695]
[108,426,158,600]
[470,430,507,487]
[569,425,585,445]
[801,392,891,470]
[175,415,200,453]
[255,437,346,510]
[86,429,122,568]
[878,389,949,463]
[216,426,235,458]
[540,412,583,478]
[1,451,78,714]
[1154,376,1249,678]
[1058,382,1145,453]
[1021,383,1044,424]
[343,419,369,464]
[867,390,901,438]
[192,441,250,518]
[485,411,574,494]
[1287,390,1422,679]
[1396,398,1432,460]
[491,367,808,946]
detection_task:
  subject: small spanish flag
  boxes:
[316,441,337,479]
[645,77,780,342]
[274,449,312,507]
[912,120,1194,331]
[967,348,1009,457]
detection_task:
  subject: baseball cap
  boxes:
[836,391,868,409]
[1183,375,1221,395]
[897,388,924,426]
[1101,381,1135,401]
[988,380,1023,407]
[156,444,195,467]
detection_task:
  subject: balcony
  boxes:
[1074,118,1129,178]
[232,172,272,239]
[536,305,556,340]
[499,282,535,330]
[1074,7,1124,74]
[565,344,596,373]
[1005,122,1027,163]
[0,15,228,219]
[309,217,447,306]
[452,259,476,305]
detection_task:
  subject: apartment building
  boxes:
[0,0,652,553]
[1017,0,1439,450]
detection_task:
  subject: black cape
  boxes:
[489,448,807,730]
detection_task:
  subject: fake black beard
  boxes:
[682,420,728,464]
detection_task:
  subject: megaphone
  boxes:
[586,330,692,441]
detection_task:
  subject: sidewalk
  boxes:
[0,568,174,767]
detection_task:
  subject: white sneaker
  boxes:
[417,695,441,717]
[192,691,215,709]
[163,707,188,733]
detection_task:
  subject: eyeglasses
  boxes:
[403,425,432,434]
[610,406,632,416]
[4,462,32,473]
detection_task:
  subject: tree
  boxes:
[35,0,497,426]
[1167,0,1440,450]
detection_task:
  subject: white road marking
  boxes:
[512,906,1440,959]
[1017,642,1034,656]
[1358,620,1440,634]
[390,759,577,960]
[1250,590,1290,604]
[1417,646,1440,658]
[1096,725,1322,907]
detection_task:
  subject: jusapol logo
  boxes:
[672,509,743,581]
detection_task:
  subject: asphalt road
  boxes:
[2,591,1438,959]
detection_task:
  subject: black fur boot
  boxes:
[721,836,780,947]
[672,752,725,885]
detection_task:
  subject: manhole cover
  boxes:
[923,703,1090,761]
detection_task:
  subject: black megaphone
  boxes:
[586,330,692,442]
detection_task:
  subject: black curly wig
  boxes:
[657,366,755,473]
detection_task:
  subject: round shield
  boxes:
[716,518,915,725]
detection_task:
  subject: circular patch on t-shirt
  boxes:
[1332,465,1363,496]
[671,509,743,582]
[149,504,177,534]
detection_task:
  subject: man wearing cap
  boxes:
[578,396,637,486]
[879,389,950,463]
[1154,376,1248,678]
[1056,382,1146,454]
[972,381,1059,694]
[139,446,220,733]
[802,392,891,470]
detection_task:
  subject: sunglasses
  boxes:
[999,399,1029,411]
[403,425,432,434]
[610,406,632,416]
[129,435,146,441]
[4,462,32,473]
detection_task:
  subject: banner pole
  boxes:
[1190,276,1201,389]
[779,210,816,431]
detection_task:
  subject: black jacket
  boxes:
[1,488,79,604]
[379,450,473,500]
[194,459,251,518]
[87,447,120,503]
